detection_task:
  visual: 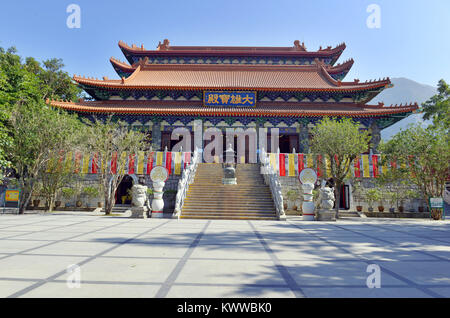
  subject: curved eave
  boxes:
[73,79,391,93]
[49,100,418,119]
[110,57,134,77]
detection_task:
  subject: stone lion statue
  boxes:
[131,184,148,207]
[318,187,335,210]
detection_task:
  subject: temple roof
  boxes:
[75,62,388,93]
[118,40,346,65]
[110,56,355,79]
[50,99,418,118]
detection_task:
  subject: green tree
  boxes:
[7,102,85,213]
[379,124,449,212]
[84,117,147,215]
[0,46,85,203]
[310,117,371,218]
[421,79,449,130]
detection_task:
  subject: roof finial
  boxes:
[157,39,170,51]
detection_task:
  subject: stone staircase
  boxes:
[181,163,278,220]
[102,204,132,214]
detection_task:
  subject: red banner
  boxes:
[128,154,135,175]
[317,155,323,177]
[298,154,304,175]
[146,152,154,174]
[111,152,117,174]
[91,153,98,174]
[74,151,82,174]
[279,153,286,176]
[354,157,361,178]
[372,155,379,178]
[166,152,172,175]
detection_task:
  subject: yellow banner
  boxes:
[137,151,145,175]
[362,155,370,178]
[156,152,163,166]
[381,158,388,175]
[288,154,295,177]
[325,157,331,178]
[174,152,182,175]
[119,152,127,174]
[270,153,277,172]
[81,153,90,174]
[307,154,314,169]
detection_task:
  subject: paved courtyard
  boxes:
[0,212,449,298]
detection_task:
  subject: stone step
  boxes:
[180,215,278,220]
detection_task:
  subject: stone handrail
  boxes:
[260,148,286,221]
[173,147,200,219]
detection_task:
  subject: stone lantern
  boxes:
[222,144,237,185]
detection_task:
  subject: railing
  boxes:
[260,148,286,221]
[173,147,201,219]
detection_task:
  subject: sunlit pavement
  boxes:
[0,212,449,298]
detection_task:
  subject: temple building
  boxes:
[50,39,418,156]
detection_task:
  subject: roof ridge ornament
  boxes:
[293,40,306,51]
[157,39,170,51]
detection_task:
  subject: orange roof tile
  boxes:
[75,63,389,92]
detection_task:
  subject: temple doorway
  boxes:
[115,175,134,205]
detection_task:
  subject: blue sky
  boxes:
[0,0,448,87]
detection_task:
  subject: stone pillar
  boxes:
[152,121,162,151]
[151,181,165,218]
[302,183,315,221]
[298,123,309,153]
[370,121,381,154]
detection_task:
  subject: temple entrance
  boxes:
[279,134,299,153]
[115,175,134,205]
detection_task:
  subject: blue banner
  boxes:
[203,91,256,107]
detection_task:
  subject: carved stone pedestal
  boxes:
[131,206,149,219]
[316,209,336,221]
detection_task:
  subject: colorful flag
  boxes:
[362,155,370,178]
[288,153,295,177]
[279,153,285,176]
[298,154,304,175]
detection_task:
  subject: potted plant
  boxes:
[82,186,99,209]
[352,179,364,212]
[377,190,387,212]
[385,191,397,213]
[286,189,299,210]
[365,189,381,213]
[61,187,76,207]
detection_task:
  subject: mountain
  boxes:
[371,78,437,140]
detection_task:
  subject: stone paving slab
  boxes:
[0,213,448,298]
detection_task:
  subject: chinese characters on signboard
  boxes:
[204,91,256,107]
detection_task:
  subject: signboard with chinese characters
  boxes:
[430,197,444,208]
[5,190,20,202]
[203,91,256,107]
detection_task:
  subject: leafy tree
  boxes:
[379,124,450,213]
[84,116,147,215]
[6,102,85,213]
[421,79,449,130]
[0,46,85,206]
[310,117,371,218]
